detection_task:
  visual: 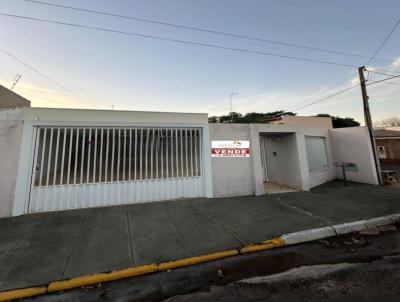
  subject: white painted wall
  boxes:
[329,126,378,185]
[0,120,23,217]
[210,124,339,197]
[209,124,254,197]
[16,107,208,124]
[269,115,333,128]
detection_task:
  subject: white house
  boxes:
[0,94,378,217]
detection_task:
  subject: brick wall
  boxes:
[376,138,400,164]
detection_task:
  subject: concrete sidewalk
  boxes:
[1,181,400,291]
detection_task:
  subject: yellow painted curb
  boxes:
[0,287,47,302]
[0,237,285,300]
[47,263,158,293]
[239,237,284,254]
[158,249,238,271]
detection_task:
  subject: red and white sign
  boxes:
[211,141,250,158]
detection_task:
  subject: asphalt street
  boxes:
[26,223,400,302]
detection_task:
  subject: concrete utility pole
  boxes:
[358,66,383,185]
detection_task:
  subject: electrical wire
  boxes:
[23,0,396,64]
[366,73,400,86]
[365,69,398,77]
[287,84,359,112]
[365,16,400,65]
[283,75,356,113]
[0,47,103,108]
[287,70,400,113]
[0,12,360,69]
[373,67,400,74]
[281,14,400,114]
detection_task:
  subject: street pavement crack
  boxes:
[276,198,332,225]
[191,201,244,246]
[126,212,135,266]
[60,213,88,279]
[163,204,195,255]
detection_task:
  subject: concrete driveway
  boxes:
[1,181,400,291]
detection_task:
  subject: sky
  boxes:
[0,0,399,124]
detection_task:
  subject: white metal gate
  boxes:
[28,126,204,213]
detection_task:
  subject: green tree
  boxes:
[316,114,360,128]
[208,111,296,123]
[208,116,218,123]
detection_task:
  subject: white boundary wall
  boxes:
[329,126,378,185]
[0,119,24,217]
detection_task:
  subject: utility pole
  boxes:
[358,66,383,185]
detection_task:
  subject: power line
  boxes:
[366,73,400,86]
[365,16,400,65]
[365,69,398,77]
[0,12,360,69]
[282,14,400,114]
[23,0,396,64]
[0,47,102,108]
[284,75,356,112]
[368,67,400,75]
[289,84,359,112]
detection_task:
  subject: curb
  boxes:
[1,213,399,301]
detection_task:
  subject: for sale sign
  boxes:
[211,141,250,158]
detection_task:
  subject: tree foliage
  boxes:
[315,114,360,128]
[208,112,360,128]
[208,111,295,123]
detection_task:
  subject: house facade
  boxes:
[0,106,378,217]
[375,128,400,164]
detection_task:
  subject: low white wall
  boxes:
[209,124,254,197]
[329,127,378,185]
[0,120,23,217]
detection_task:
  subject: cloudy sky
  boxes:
[0,0,399,124]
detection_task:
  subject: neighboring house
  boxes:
[0,92,379,218]
[374,127,400,164]
[264,115,333,128]
[0,84,30,109]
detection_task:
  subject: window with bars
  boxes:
[33,127,202,187]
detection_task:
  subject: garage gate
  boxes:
[28,126,204,213]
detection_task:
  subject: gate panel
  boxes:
[29,126,204,213]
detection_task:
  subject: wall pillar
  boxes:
[295,132,311,191]
[249,125,265,195]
